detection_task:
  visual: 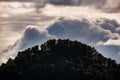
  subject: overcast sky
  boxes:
[0,0,120,64]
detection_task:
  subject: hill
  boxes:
[0,39,120,80]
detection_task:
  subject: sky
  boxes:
[0,0,120,64]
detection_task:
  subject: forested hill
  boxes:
[0,39,120,80]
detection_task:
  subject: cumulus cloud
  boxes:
[95,19,120,33]
[19,25,55,50]
[0,25,55,64]
[0,0,120,64]
[47,17,120,43]
[46,17,120,62]
[1,17,120,64]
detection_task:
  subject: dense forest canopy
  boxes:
[0,39,120,80]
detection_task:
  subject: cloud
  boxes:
[97,39,120,46]
[1,0,120,13]
[103,0,120,12]
[48,0,120,13]
[19,25,55,50]
[0,0,120,64]
[0,25,55,64]
[42,4,120,23]
[47,17,120,62]
[44,0,120,13]
[0,1,120,52]
[0,2,34,15]
[1,17,120,64]
[47,17,120,43]
[95,19,120,33]
[0,3,55,52]
[0,17,120,64]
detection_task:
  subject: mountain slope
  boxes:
[0,39,120,80]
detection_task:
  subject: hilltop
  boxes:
[0,39,120,80]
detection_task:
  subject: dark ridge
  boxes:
[0,39,120,80]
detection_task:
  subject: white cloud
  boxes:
[97,39,120,46]
[0,25,56,64]
[1,17,120,64]
[19,25,56,50]
[48,17,120,43]
[46,17,120,63]
[0,0,120,64]
[42,4,120,23]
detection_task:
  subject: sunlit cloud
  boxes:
[0,0,120,64]
[42,4,120,23]
[0,25,56,64]
[0,2,35,16]
[97,39,120,46]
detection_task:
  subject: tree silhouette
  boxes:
[0,39,120,80]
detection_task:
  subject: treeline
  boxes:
[0,39,120,80]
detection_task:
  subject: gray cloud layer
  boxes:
[42,0,120,12]
[49,0,120,12]
[0,0,120,12]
